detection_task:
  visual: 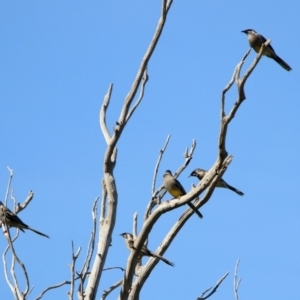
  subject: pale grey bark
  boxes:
[234,260,242,300]
[0,1,271,297]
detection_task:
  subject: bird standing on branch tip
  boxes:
[241,29,292,71]
[163,170,203,219]
[189,168,244,196]
[120,232,174,267]
[0,201,50,238]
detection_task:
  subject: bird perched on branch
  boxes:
[163,170,203,218]
[120,232,174,267]
[0,201,50,238]
[241,29,292,71]
[189,168,244,196]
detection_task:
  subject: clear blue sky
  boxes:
[1,1,299,299]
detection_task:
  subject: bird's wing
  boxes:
[259,33,276,53]
[174,179,186,194]
[3,207,28,228]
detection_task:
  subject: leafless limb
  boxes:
[1,170,31,299]
[103,267,125,272]
[2,235,17,296]
[15,190,34,214]
[133,212,138,238]
[144,138,196,221]
[125,68,149,122]
[101,279,123,300]
[85,1,174,299]
[80,198,98,277]
[234,259,241,300]
[100,84,113,144]
[76,198,99,298]
[197,272,229,300]
[4,167,14,206]
[151,134,171,195]
[68,242,81,300]
[3,226,30,299]
[174,139,196,175]
[127,157,232,299]
[219,40,271,159]
[121,33,265,299]
[36,280,74,300]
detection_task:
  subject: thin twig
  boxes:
[144,139,196,221]
[2,243,14,294]
[133,212,138,238]
[36,280,74,300]
[144,135,171,221]
[102,279,123,300]
[77,197,99,298]
[4,167,14,205]
[234,259,241,300]
[5,226,30,299]
[103,267,125,272]
[100,84,113,144]
[126,68,149,122]
[68,242,81,300]
[197,272,229,300]
[80,198,98,276]
[151,135,171,195]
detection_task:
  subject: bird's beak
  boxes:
[241,30,247,34]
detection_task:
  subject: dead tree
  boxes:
[0,0,269,299]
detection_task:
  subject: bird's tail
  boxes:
[151,252,174,267]
[187,203,203,219]
[28,226,50,238]
[272,55,292,71]
[225,183,244,196]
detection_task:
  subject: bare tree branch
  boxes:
[197,272,229,300]
[15,190,34,214]
[123,35,266,298]
[100,84,113,144]
[133,212,138,238]
[4,226,30,299]
[101,279,123,300]
[77,198,99,298]
[234,259,241,300]
[2,244,14,295]
[81,198,98,276]
[103,267,125,272]
[151,135,171,195]
[36,280,75,300]
[68,242,81,300]
[125,68,149,122]
[145,138,196,221]
[127,157,232,299]
[85,1,174,299]
[4,167,14,206]
[219,40,270,159]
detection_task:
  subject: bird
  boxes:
[241,29,292,71]
[120,232,174,267]
[189,168,244,196]
[0,201,50,238]
[163,170,203,219]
